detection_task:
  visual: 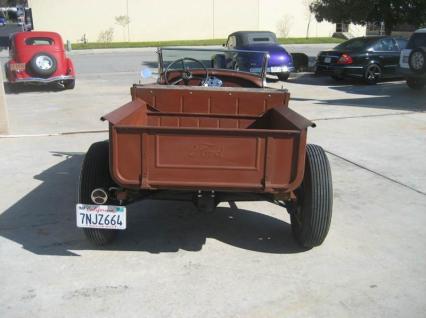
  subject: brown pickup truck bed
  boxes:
[102,85,314,193]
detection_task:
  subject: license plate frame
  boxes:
[76,204,127,230]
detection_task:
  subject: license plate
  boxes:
[76,204,126,230]
[270,66,288,73]
[324,57,331,64]
[9,63,26,71]
[249,67,262,73]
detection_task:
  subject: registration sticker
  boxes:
[76,204,126,230]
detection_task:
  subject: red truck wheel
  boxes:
[79,141,118,245]
[291,144,333,248]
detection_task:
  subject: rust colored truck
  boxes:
[77,48,332,249]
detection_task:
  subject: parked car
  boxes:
[399,28,426,90]
[0,12,6,27]
[220,31,294,81]
[5,31,75,90]
[76,47,333,249]
[316,36,408,84]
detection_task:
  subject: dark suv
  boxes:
[400,28,426,89]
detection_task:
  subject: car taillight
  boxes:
[337,54,353,65]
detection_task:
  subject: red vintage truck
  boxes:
[76,48,332,249]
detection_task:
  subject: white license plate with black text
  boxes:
[270,66,288,73]
[76,204,126,230]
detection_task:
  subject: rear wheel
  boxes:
[277,73,290,81]
[364,64,382,85]
[290,144,333,248]
[406,78,425,90]
[408,49,426,74]
[79,141,118,245]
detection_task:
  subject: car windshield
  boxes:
[407,33,426,49]
[159,48,268,77]
[334,38,376,51]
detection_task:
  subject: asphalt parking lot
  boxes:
[1,45,426,318]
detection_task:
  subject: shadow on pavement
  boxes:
[0,152,304,256]
[289,73,426,111]
[291,72,403,87]
[4,82,67,95]
[141,61,158,69]
[290,73,357,86]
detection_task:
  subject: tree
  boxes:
[304,0,315,38]
[115,15,130,42]
[310,0,426,35]
[98,28,114,43]
[277,14,293,38]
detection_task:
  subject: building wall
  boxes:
[28,0,365,43]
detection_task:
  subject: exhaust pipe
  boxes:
[91,188,108,205]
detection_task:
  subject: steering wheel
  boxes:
[164,57,209,85]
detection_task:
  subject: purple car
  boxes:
[224,31,294,81]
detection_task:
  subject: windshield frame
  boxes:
[157,47,270,80]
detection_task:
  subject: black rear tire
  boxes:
[364,64,382,85]
[277,73,290,81]
[291,144,333,248]
[79,141,118,245]
[408,48,426,75]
